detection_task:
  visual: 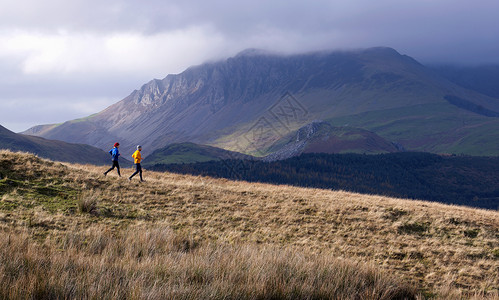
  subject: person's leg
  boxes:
[115,161,121,176]
[129,164,139,180]
[138,163,143,181]
[104,163,115,175]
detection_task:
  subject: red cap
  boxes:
[114,142,120,147]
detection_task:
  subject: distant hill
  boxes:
[142,125,397,166]
[430,65,499,99]
[264,121,401,161]
[142,142,253,166]
[152,152,499,210]
[25,47,499,156]
[0,124,114,165]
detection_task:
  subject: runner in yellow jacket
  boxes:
[129,145,144,182]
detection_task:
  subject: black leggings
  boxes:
[105,161,121,176]
[130,163,142,181]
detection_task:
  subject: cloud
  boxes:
[0,26,226,77]
[2,0,499,65]
[0,95,117,133]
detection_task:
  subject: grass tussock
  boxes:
[0,226,415,300]
[1,150,498,299]
[77,189,99,214]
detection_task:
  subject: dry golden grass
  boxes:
[0,225,415,299]
[1,150,498,299]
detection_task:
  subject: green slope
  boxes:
[325,103,499,156]
[431,64,499,99]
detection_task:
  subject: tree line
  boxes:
[149,152,499,210]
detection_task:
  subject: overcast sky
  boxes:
[1,0,499,132]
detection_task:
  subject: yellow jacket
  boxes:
[132,150,142,164]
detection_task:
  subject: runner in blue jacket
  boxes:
[104,142,121,177]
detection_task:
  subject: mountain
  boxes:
[24,47,499,156]
[0,124,112,165]
[142,142,254,166]
[263,121,401,161]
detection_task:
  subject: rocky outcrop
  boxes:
[263,121,401,161]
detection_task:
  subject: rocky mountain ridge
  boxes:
[24,47,499,156]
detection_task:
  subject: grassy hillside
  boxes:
[0,150,498,299]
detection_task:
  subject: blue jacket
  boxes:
[109,148,120,161]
